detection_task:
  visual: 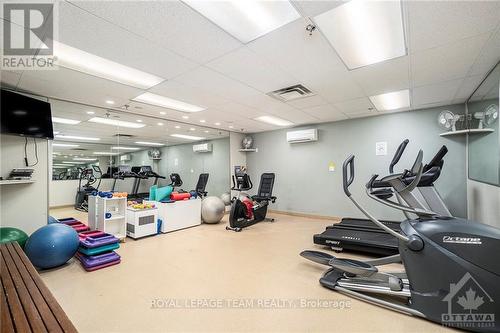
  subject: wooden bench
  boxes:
[0,242,77,333]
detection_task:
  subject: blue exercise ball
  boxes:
[24,224,79,269]
[47,216,59,224]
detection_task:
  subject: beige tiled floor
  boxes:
[45,207,453,333]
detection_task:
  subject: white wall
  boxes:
[1,134,49,234]
[467,180,500,227]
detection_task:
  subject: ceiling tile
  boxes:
[292,0,346,17]
[410,33,491,87]
[206,47,297,93]
[18,67,142,107]
[469,28,500,76]
[412,79,463,107]
[302,104,347,122]
[304,68,365,104]
[286,94,328,109]
[71,0,242,64]
[453,75,485,101]
[351,56,410,96]
[0,71,22,88]
[174,66,261,103]
[277,109,318,124]
[333,97,375,115]
[345,110,380,119]
[408,0,500,52]
[247,19,345,83]
[58,2,197,80]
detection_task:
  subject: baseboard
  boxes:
[49,204,75,209]
[268,209,340,221]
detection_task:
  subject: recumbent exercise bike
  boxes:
[226,166,277,232]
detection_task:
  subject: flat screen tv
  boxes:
[1,89,54,139]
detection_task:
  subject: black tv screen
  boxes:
[1,89,54,139]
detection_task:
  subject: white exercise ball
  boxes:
[201,196,225,224]
[220,192,231,206]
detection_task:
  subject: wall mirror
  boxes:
[50,98,231,207]
[467,62,500,186]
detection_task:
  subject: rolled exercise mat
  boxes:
[170,192,191,201]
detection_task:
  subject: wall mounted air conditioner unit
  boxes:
[286,129,318,143]
[120,154,131,162]
[193,143,212,153]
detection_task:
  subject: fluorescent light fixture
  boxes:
[52,117,81,125]
[175,125,181,129]
[314,0,406,69]
[135,141,165,146]
[254,115,294,127]
[136,119,143,123]
[88,117,146,129]
[93,152,120,156]
[86,111,95,115]
[53,164,72,167]
[369,89,410,111]
[132,92,205,113]
[183,0,300,43]
[111,146,140,150]
[54,41,164,89]
[215,122,221,126]
[55,134,100,141]
[182,116,189,119]
[52,143,79,147]
[63,161,85,164]
[160,111,166,115]
[73,157,98,161]
[170,134,205,141]
[189,128,195,131]
[158,122,164,126]
[105,100,115,105]
[199,120,206,123]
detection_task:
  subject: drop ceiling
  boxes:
[1,0,500,133]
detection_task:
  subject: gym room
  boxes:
[0,0,499,332]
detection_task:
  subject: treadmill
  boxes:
[313,140,450,256]
[130,166,166,200]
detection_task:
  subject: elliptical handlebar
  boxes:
[389,139,409,174]
[343,155,355,197]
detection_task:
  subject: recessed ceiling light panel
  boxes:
[52,117,81,125]
[88,117,146,129]
[369,89,410,111]
[254,115,294,127]
[314,0,406,69]
[170,134,205,141]
[135,141,165,146]
[183,0,300,43]
[55,134,100,141]
[132,92,205,113]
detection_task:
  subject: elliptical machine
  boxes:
[75,165,102,212]
[226,166,277,232]
[301,152,500,332]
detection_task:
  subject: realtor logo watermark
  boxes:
[442,272,495,330]
[2,2,57,69]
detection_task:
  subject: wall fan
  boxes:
[474,104,499,129]
[148,149,162,160]
[438,110,464,132]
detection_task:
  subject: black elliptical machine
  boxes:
[226,166,277,232]
[301,152,500,332]
[75,165,102,212]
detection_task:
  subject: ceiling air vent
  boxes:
[268,84,315,102]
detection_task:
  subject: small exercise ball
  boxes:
[220,192,231,206]
[201,196,225,224]
[24,224,79,269]
[0,227,29,248]
[48,216,59,224]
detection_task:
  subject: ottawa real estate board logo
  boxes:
[2,3,56,70]
[442,272,495,330]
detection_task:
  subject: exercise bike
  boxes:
[301,152,500,332]
[75,165,102,212]
[226,166,277,232]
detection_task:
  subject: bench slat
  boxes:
[0,250,32,333]
[1,278,16,333]
[6,243,64,333]
[8,243,78,333]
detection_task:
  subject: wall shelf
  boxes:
[238,148,258,152]
[439,128,494,137]
[0,179,35,185]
